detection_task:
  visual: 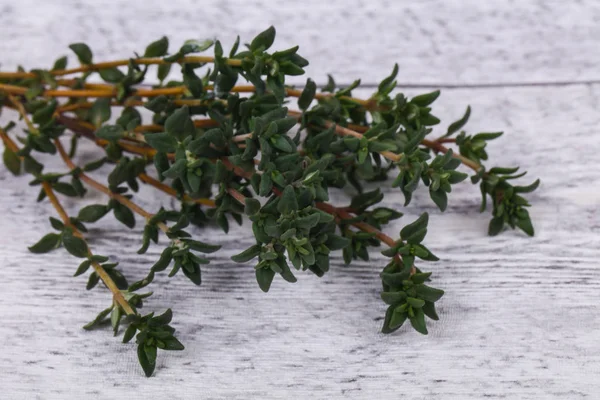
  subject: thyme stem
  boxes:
[42,181,136,315]
[421,138,480,171]
[0,55,242,80]
[7,94,38,134]
[0,128,135,315]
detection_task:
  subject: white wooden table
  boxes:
[1,1,599,398]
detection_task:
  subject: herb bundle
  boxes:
[0,27,540,377]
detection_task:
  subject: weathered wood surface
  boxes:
[3,0,600,86]
[1,1,600,399]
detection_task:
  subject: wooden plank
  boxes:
[2,1,600,397]
[1,83,599,398]
[1,1,600,85]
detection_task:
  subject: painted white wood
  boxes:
[1,1,600,399]
[2,0,600,86]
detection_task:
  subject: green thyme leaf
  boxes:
[445,105,471,137]
[415,285,444,302]
[250,26,276,52]
[277,185,298,214]
[99,68,125,83]
[144,132,178,153]
[3,147,21,175]
[298,78,316,110]
[409,308,428,335]
[144,36,169,57]
[400,213,429,242]
[256,267,276,292]
[411,90,440,107]
[77,204,110,223]
[232,245,262,263]
[0,29,542,378]
[113,203,136,229]
[137,343,156,377]
[96,125,124,141]
[68,43,93,64]
[52,56,68,70]
[83,307,112,330]
[90,98,111,128]
[28,233,61,254]
[62,230,88,258]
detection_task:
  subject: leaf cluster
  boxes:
[0,26,541,377]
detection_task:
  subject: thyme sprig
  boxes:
[0,26,539,377]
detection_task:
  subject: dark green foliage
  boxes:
[90,98,111,128]
[99,68,125,84]
[144,36,169,58]
[96,125,124,141]
[3,146,21,175]
[52,56,68,71]
[379,259,444,335]
[298,78,316,110]
[163,39,214,62]
[478,168,540,236]
[62,229,89,257]
[0,26,540,378]
[457,131,503,163]
[68,43,93,64]
[144,132,178,152]
[423,149,468,211]
[140,215,221,286]
[28,233,61,253]
[83,307,184,377]
[445,106,471,137]
[250,26,276,52]
[77,204,110,222]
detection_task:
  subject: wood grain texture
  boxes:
[2,0,600,86]
[1,1,600,399]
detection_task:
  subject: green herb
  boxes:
[0,26,539,377]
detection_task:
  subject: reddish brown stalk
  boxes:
[51,117,414,272]
[421,139,480,171]
[53,122,410,272]
[138,173,215,207]
[286,110,403,162]
[224,185,397,248]
[435,137,456,144]
[55,107,217,137]
[54,103,456,170]
[226,186,412,272]
[54,139,188,242]
[3,94,469,256]
[322,118,472,169]
[314,202,398,248]
[316,203,412,272]
[220,157,254,180]
[48,114,415,258]
[55,115,165,159]
[226,187,248,204]
[55,139,154,219]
